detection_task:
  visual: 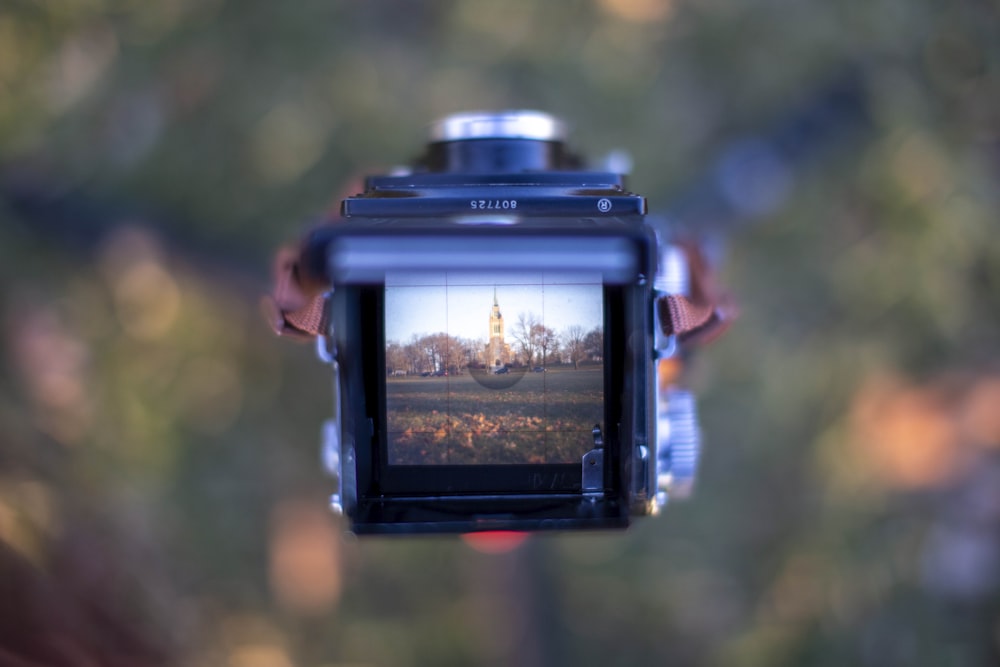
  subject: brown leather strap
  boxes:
[263,246,328,340]
[657,293,732,344]
[268,280,731,343]
[266,238,734,344]
[282,291,328,337]
[659,241,735,345]
[659,294,714,336]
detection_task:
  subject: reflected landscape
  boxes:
[385,272,603,464]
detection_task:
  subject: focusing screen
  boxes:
[385,271,604,465]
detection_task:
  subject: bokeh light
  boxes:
[2,1,1000,665]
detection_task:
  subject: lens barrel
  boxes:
[422,110,579,173]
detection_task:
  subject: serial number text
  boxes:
[470,199,518,210]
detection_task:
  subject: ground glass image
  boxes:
[385,272,604,465]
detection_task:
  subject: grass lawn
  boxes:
[386,367,603,464]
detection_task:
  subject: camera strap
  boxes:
[262,246,330,341]
[658,241,735,345]
[659,294,727,344]
[265,241,733,344]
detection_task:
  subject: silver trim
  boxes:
[323,356,345,515]
[582,448,604,499]
[430,110,566,142]
[654,243,690,296]
[582,425,605,499]
[655,388,701,506]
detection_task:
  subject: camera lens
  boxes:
[430,110,565,142]
[422,111,574,173]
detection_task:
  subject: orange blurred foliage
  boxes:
[845,372,1000,491]
[268,500,342,616]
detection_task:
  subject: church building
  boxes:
[484,287,512,368]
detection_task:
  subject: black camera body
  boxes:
[306,112,700,534]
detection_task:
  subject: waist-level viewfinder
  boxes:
[305,111,701,534]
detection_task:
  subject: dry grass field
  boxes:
[387,367,603,464]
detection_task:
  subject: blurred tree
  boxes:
[1,0,1000,665]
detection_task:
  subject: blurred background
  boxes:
[1,1,999,665]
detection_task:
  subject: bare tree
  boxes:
[441,333,466,373]
[583,327,604,362]
[511,312,540,366]
[401,334,479,373]
[386,341,408,374]
[563,324,586,370]
[532,324,558,367]
[460,337,485,369]
[404,334,426,373]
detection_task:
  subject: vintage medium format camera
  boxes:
[294,111,713,534]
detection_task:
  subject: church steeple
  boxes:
[486,287,508,368]
[489,288,503,339]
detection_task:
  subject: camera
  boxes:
[294,111,708,534]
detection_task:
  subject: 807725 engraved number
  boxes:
[470,199,517,210]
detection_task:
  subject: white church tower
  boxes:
[485,287,510,368]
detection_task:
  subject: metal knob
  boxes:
[655,388,702,506]
[430,110,566,142]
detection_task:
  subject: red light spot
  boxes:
[462,531,530,554]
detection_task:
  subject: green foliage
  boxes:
[2,1,1000,666]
